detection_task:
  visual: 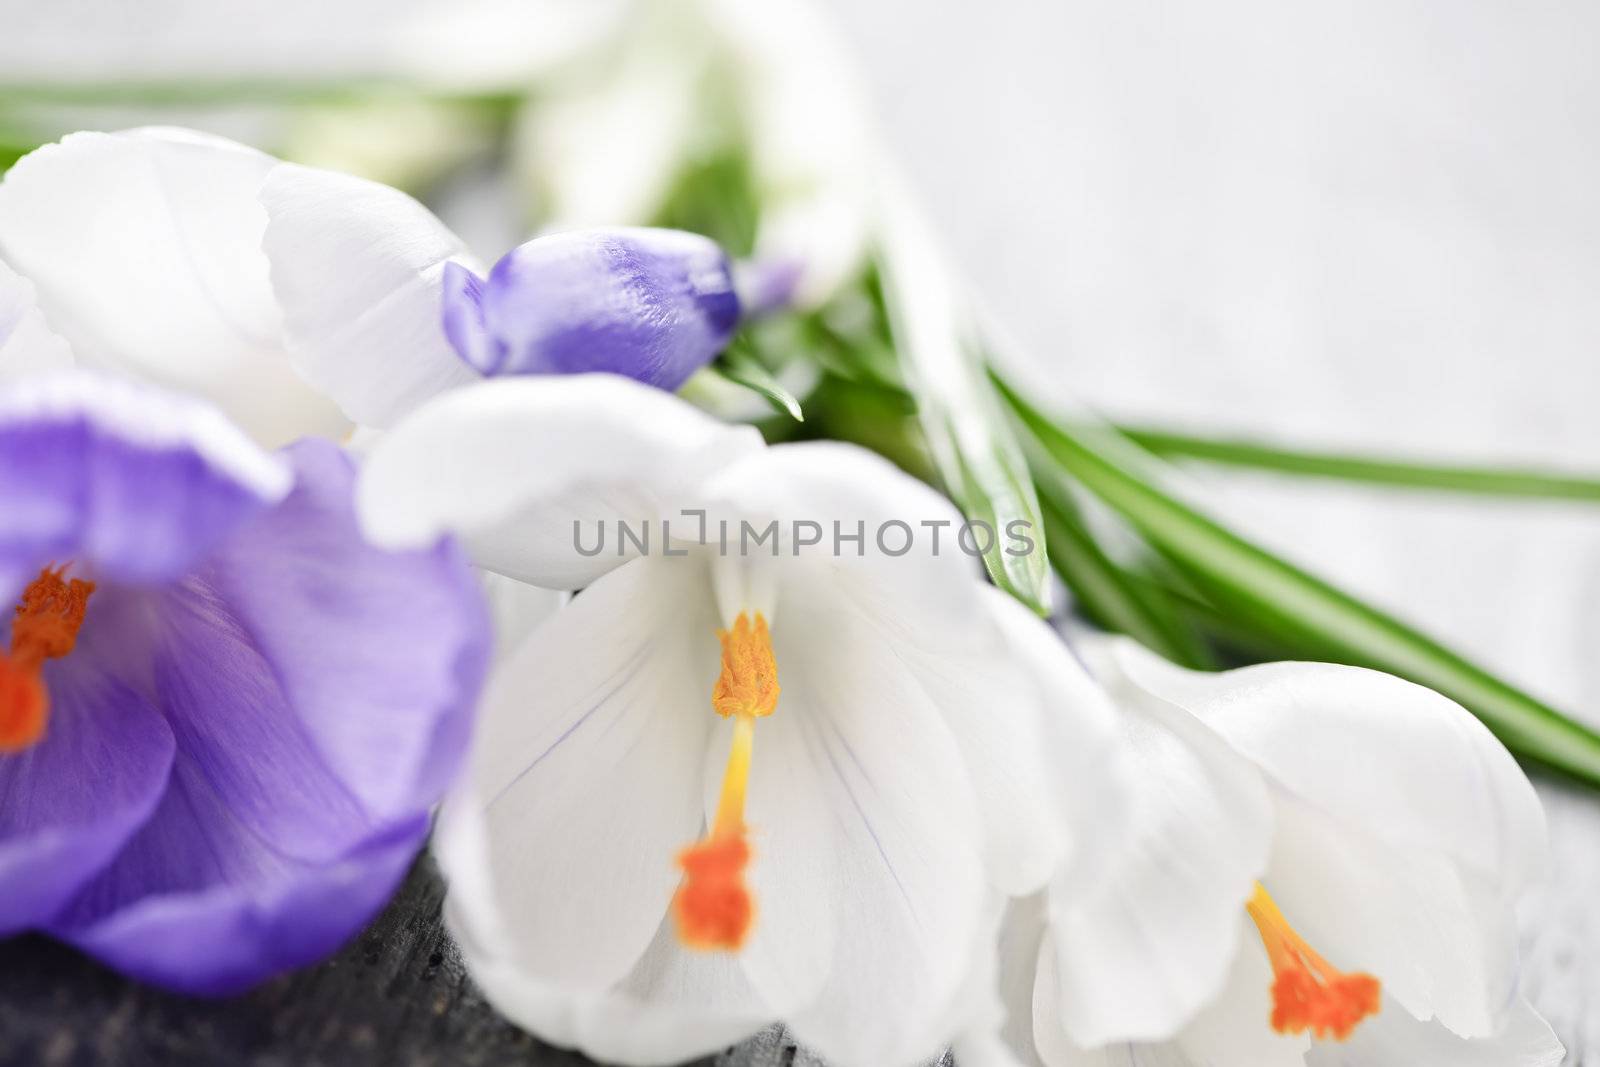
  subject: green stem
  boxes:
[997,373,1600,789]
[1121,426,1600,503]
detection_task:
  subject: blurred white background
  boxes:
[818,0,1600,1059]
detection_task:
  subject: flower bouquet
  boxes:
[0,1,1588,1064]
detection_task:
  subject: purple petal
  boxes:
[737,257,804,318]
[440,261,508,375]
[46,438,489,992]
[201,439,491,820]
[55,800,423,995]
[0,373,291,597]
[0,662,175,935]
[469,227,741,391]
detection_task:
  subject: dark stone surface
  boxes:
[0,856,823,1067]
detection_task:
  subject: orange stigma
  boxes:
[1247,882,1381,1041]
[673,612,779,951]
[0,565,95,752]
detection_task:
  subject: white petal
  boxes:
[477,569,565,661]
[1046,640,1274,1047]
[698,441,986,648]
[1263,788,1520,1039]
[445,895,773,1067]
[1030,930,1120,1067]
[0,257,74,384]
[356,374,763,588]
[762,582,986,1066]
[982,592,1128,896]
[1304,995,1563,1067]
[981,893,1052,1067]
[697,701,836,1019]
[0,129,347,446]
[438,553,719,989]
[943,895,1030,1067]
[1107,640,1546,901]
[1100,640,1533,1041]
[1034,928,1309,1067]
[1163,927,1310,1067]
[260,162,482,429]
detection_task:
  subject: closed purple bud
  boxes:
[440,227,742,391]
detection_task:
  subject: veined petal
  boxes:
[46,566,426,992]
[0,665,174,935]
[1106,641,1547,901]
[357,374,762,589]
[260,162,482,429]
[1047,638,1273,1048]
[694,694,834,1017]
[762,579,986,1066]
[479,227,740,390]
[0,128,346,446]
[54,820,421,995]
[193,439,490,822]
[1304,995,1563,1067]
[40,437,486,994]
[437,554,719,991]
[0,257,73,386]
[0,372,290,593]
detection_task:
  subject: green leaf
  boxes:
[803,375,935,483]
[1032,471,1217,669]
[716,341,805,422]
[874,205,1052,613]
[1120,426,1600,503]
[997,371,1600,788]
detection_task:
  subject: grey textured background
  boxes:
[0,855,952,1067]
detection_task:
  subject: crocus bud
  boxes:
[441,227,741,391]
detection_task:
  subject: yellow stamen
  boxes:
[674,612,779,951]
[1247,882,1381,1040]
[0,564,95,752]
[711,612,779,721]
[711,713,756,837]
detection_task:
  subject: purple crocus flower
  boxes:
[0,372,489,994]
[440,227,742,391]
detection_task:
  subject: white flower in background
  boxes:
[354,372,1122,1066]
[0,126,748,446]
[970,636,1562,1067]
[520,0,873,308]
[0,127,378,444]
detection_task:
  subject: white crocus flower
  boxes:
[519,0,872,309]
[0,126,490,445]
[0,125,757,450]
[354,372,1119,1066]
[968,635,1562,1067]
